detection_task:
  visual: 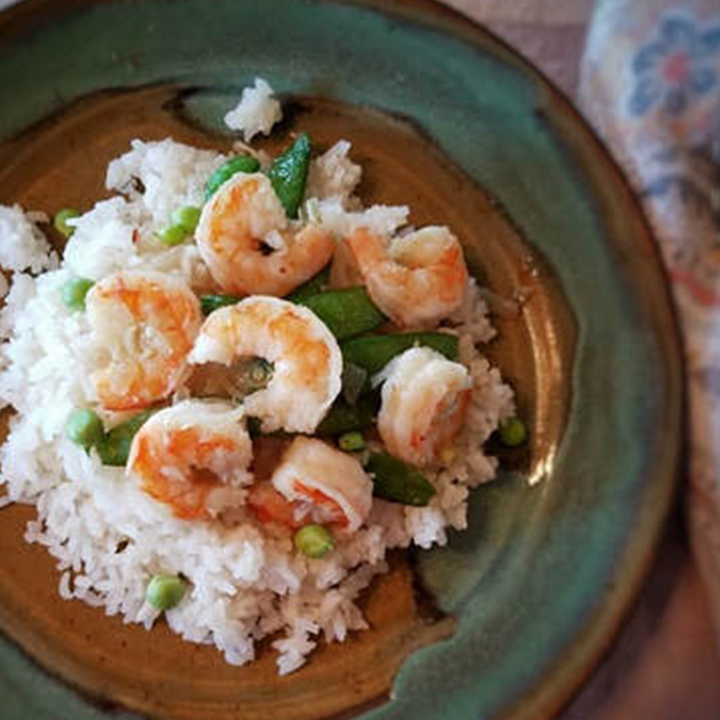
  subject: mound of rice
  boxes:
[0,83,513,674]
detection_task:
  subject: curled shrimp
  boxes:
[127,399,253,520]
[188,296,342,433]
[86,271,202,411]
[196,172,335,297]
[269,437,372,533]
[346,225,468,328]
[376,347,471,467]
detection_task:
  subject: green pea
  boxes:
[298,287,386,341]
[200,293,244,315]
[498,417,528,447]
[294,524,335,559]
[61,277,94,311]
[268,133,311,218]
[338,431,365,452]
[145,573,187,610]
[156,224,188,247]
[66,408,104,451]
[205,155,261,200]
[53,208,80,238]
[171,205,202,234]
[366,452,436,507]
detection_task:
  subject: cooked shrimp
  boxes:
[346,225,468,328]
[270,437,372,533]
[376,347,471,467]
[196,172,335,297]
[329,238,364,289]
[127,400,253,520]
[86,271,202,411]
[188,296,342,433]
[247,482,300,529]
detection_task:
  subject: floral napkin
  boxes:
[579,0,720,629]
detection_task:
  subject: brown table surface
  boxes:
[443,0,720,718]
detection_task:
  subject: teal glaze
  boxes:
[0,1,683,720]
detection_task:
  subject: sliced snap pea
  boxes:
[341,361,368,406]
[97,410,154,467]
[61,277,94,311]
[246,416,262,437]
[316,394,377,436]
[294,524,335,558]
[298,287,386,341]
[146,573,187,610]
[54,208,80,238]
[237,357,274,396]
[268,133,311,218]
[66,408,104,451]
[366,452,436,507]
[200,293,244,315]
[245,416,291,439]
[341,332,459,376]
[286,263,331,303]
[205,155,261,200]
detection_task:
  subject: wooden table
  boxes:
[443,1,720,718]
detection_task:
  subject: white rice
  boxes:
[0,204,57,274]
[224,78,283,143]
[0,113,513,673]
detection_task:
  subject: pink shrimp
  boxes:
[196,172,335,297]
[85,271,202,411]
[346,225,468,328]
[127,400,252,520]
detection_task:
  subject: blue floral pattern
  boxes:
[628,12,720,117]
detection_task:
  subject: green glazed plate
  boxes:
[0,1,683,720]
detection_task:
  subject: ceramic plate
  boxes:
[0,1,683,719]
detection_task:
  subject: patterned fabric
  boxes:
[580,0,720,630]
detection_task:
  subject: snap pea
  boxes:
[200,293,243,315]
[340,332,459,376]
[97,410,154,467]
[286,264,331,303]
[205,155,261,200]
[341,361,368,406]
[268,133,311,218]
[316,394,377,436]
[171,205,201,234]
[298,287,386,341]
[366,452,436,506]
